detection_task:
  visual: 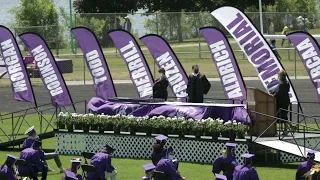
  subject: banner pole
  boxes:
[259,0,264,34]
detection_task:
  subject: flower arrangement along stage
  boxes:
[55,112,250,140]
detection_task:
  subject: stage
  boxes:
[87,97,251,124]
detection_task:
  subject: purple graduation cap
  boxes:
[104,144,116,152]
[24,126,36,135]
[32,140,42,148]
[307,150,317,158]
[155,135,168,144]
[142,163,156,173]
[6,154,17,165]
[226,143,237,150]
[241,153,255,164]
[65,170,78,180]
[71,158,83,170]
[215,173,227,180]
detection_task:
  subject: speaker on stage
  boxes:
[246,87,277,137]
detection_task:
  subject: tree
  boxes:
[73,0,139,14]
[10,0,65,49]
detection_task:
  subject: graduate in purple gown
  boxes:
[64,170,79,180]
[155,158,186,180]
[166,146,179,170]
[233,153,259,180]
[63,158,83,180]
[212,143,238,180]
[151,135,168,166]
[86,144,117,180]
[215,174,227,180]
[18,140,48,180]
[141,163,156,180]
[296,150,317,180]
[22,126,64,173]
[0,154,18,180]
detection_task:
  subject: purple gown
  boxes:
[155,158,182,180]
[0,166,17,180]
[296,161,315,180]
[212,155,238,180]
[63,170,82,180]
[18,148,45,177]
[151,148,167,166]
[233,165,259,180]
[22,138,45,161]
[86,152,115,180]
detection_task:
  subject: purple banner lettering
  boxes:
[19,33,73,107]
[0,26,36,104]
[200,27,246,103]
[72,27,117,100]
[211,6,299,103]
[140,34,188,101]
[108,30,154,98]
[287,32,320,101]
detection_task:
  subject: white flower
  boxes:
[232,120,237,123]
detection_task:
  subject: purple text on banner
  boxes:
[19,33,73,107]
[140,34,188,102]
[0,26,36,104]
[108,30,154,98]
[287,31,320,101]
[200,27,246,103]
[72,27,117,100]
[211,6,299,104]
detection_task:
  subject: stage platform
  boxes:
[88,97,251,124]
[251,132,320,163]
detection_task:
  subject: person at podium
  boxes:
[296,150,316,180]
[153,68,169,101]
[270,70,291,135]
[212,143,238,180]
[233,153,260,180]
[187,64,211,103]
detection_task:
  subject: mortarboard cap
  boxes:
[24,126,36,135]
[215,174,227,180]
[142,163,156,173]
[32,140,42,148]
[6,154,17,165]
[241,153,255,159]
[307,150,317,157]
[226,143,237,149]
[104,144,116,152]
[155,135,168,143]
[65,170,78,180]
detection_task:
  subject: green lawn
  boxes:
[0,147,299,180]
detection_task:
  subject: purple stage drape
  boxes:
[88,97,251,124]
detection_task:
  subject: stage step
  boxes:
[0,131,54,149]
[255,140,320,162]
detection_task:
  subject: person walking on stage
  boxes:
[270,70,291,135]
[296,150,316,180]
[187,64,211,103]
[233,153,260,180]
[153,68,169,100]
[22,126,64,173]
[212,143,238,180]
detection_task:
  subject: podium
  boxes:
[246,87,277,137]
